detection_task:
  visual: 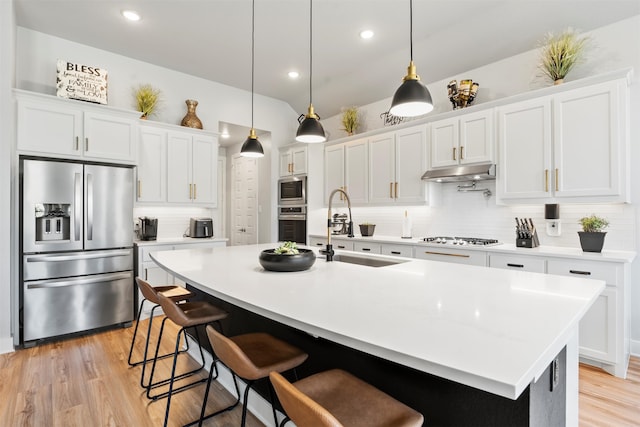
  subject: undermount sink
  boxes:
[331,253,408,268]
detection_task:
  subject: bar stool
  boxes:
[128,277,195,368]
[150,291,229,427]
[270,369,424,427]
[187,325,308,427]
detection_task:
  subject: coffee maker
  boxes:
[139,217,158,241]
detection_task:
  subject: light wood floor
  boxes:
[1,319,639,426]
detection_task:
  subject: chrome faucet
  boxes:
[322,188,354,261]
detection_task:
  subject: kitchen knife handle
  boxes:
[545,169,549,192]
[555,168,559,192]
[137,180,141,198]
[460,146,464,160]
[395,182,398,199]
[389,182,393,199]
[452,147,457,161]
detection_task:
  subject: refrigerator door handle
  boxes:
[25,250,132,263]
[74,172,82,241]
[26,272,132,289]
[87,173,93,240]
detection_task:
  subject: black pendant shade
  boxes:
[241,0,264,158]
[389,0,433,118]
[241,128,264,158]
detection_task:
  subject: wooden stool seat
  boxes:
[155,285,194,301]
[270,369,424,427]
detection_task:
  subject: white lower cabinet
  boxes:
[546,258,627,376]
[488,254,545,273]
[354,241,381,254]
[381,244,413,258]
[414,247,487,266]
[333,240,354,251]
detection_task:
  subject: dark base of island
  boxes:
[187,285,567,427]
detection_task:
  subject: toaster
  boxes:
[189,217,213,238]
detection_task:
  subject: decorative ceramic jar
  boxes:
[181,99,203,129]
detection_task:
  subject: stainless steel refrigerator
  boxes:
[20,158,134,345]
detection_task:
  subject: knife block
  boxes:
[516,229,540,248]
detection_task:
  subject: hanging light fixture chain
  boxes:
[409,0,413,61]
[309,0,313,105]
[251,0,255,128]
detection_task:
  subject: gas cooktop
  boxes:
[422,236,501,246]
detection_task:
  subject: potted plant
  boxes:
[537,27,590,85]
[341,106,360,136]
[133,84,162,119]
[578,214,609,252]
[359,223,375,237]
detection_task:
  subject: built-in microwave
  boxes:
[278,175,306,205]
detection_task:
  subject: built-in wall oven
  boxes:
[278,175,306,205]
[278,206,307,244]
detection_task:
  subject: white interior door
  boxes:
[231,154,258,246]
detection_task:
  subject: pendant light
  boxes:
[295,0,326,143]
[389,0,433,117]
[241,0,264,158]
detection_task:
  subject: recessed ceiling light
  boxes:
[288,71,299,79]
[360,30,374,39]
[122,10,141,21]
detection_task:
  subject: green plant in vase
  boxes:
[578,214,609,253]
[133,84,162,119]
[537,28,590,85]
[341,106,360,136]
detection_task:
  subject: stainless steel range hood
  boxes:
[421,164,496,182]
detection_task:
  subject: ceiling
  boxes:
[15,0,640,121]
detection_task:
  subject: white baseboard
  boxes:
[0,336,14,355]
[631,338,640,357]
[185,335,288,427]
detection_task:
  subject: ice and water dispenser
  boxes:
[34,203,71,241]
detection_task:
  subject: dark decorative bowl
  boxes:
[259,248,316,272]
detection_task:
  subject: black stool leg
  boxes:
[185,365,240,427]
[268,381,279,427]
[146,316,168,398]
[240,379,255,427]
[127,297,147,366]
[163,327,184,427]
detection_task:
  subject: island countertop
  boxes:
[151,243,605,401]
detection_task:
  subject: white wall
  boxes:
[311,16,640,354]
[0,1,16,353]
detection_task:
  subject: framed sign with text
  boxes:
[56,59,108,104]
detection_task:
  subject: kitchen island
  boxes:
[151,244,605,426]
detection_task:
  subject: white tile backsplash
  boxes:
[133,206,218,239]
[308,181,636,251]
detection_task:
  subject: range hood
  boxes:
[421,164,496,182]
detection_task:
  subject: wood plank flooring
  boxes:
[0,318,638,426]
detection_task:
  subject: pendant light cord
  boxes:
[309,0,313,105]
[251,0,255,128]
[409,0,413,61]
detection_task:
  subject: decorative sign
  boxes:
[56,59,108,104]
[380,111,408,127]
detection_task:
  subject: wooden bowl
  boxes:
[259,248,316,272]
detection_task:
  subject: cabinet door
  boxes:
[324,144,345,205]
[553,81,623,198]
[381,244,413,257]
[291,146,308,175]
[489,254,545,273]
[430,117,458,168]
[83,112,136,162]
[167,133,193,203]
[345,139,368,204]
[137,127,167,202]
[279,149,292,177]
[395,126,427,203]
[496,98,552,200]
[353,241,381,254]
[579,288,617,363]
[192,135,217,205]
[368,133,396,204]
[17,100,83,157]
[460,109,493,165]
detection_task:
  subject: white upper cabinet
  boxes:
[167,130,218,206]
[430,109,493,169]
[279,145,307,177]
[369,126,427,204]
[324,139,368,205]
[497,76,629,203]
[137,126,167,203]
[16,90,138,164]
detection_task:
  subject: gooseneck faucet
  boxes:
[322,188,354,261]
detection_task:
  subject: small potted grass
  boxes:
[578,214,609,252]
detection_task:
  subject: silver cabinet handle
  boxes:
[85,137,89,151]
[86,173,93,240]
[74,172,82,241]
[26,272,131,289]
[25,250,132,263]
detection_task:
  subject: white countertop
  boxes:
[151,243,604,400]
[134,237,228,247]
[310,234,636,263]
